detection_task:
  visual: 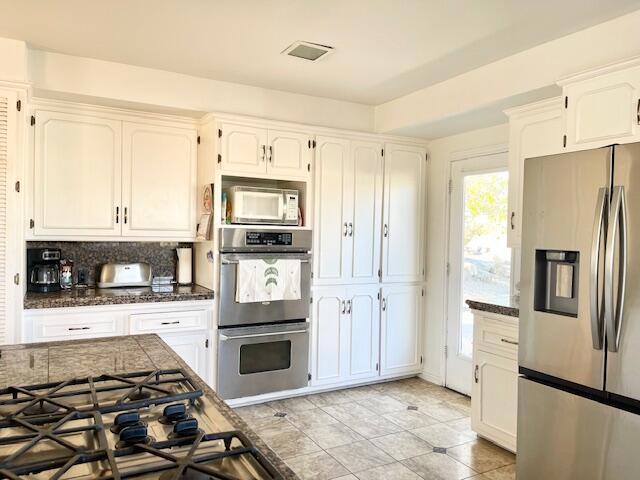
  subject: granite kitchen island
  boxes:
[0,334,297,479]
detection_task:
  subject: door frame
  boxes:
[443,145,510,395]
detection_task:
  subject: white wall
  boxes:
[27,49,375,132]
[0,38,27,83]
[422,123,509,384]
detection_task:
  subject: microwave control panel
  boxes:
[285,193,299,221]
[245,232,293,246]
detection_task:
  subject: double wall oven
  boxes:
[217,228,312,399]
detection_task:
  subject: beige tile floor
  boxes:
[235,377,516,480]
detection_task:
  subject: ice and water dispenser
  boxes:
[534,250,579,317]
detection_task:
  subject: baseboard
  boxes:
[418,370,443,386]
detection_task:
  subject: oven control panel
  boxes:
[245,231,293,246]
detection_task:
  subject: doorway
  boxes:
[446,152,511,395]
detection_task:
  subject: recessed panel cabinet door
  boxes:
[380,284,422,376]
[220,123,267,173]
[34,111,122,236]
[313,137,352,285]
[382,144,426,283]
[347,285,380,380]
[122,122,196,238]
[348,141,383,283]
[160,331,208,381]
[311,287,347,385]
[267,129,312,178]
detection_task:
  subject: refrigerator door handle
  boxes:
[590,187,607,350]
[605,185,628,353]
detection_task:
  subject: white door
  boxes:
[346,285,380,380]
[382,143,426,283]
[446,153,511,395]
[348,140,383,283]
[267,129,312,178]
[160,331,209,381]
[313,137,351,285]
[380,284,422,376]
[122,122,196,238]
[34,111,122,237]
[311,286,347,385]
[219,123,267,174]
[471,349,518,451]
[564,65,640,150]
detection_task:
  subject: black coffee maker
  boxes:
[27,248,61,293]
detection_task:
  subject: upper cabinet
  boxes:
[505,99,563,248]
[313,136,383,285]
[122,122,197,238]
[34,111,123,237]
[219,122,312,179]
[32,109,197,240]
[559,59,640,152]
[382,143,427,283]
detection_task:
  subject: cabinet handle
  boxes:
[637,98,640,124]
[382,298,387,311]
[161,321,181,325]
[474,365,479,383]
[500,338,518,345]
[268,145,273,162]
[68,326,90,331]
[348,222,353,237]
[341,300,346,314]
[116,206,119,224]
[383,224,388,237]
[261,145,266,161]
[343,222,348,237]
[510,211,515,230]
[124,207,128,224]
[347,299,352,314]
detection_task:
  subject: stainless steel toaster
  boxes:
[97,262,152,288]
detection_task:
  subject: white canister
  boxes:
[176,248,193,285]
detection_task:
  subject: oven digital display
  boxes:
[245,232,293,246]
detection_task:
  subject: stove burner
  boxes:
[159,468,213,480]
[21,400,61,416]
[127,387,152,401]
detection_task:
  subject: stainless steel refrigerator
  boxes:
[519,142,640,479]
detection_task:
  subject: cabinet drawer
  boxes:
[129,310,207,334]
[476,317,519,359]
[32,312,124,341]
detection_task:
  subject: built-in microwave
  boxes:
[227,186,299,225]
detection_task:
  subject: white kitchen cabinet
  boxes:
[381,143,426,283]
[314,136,383,285]
[219,122,311,178]
[559,61,640,152]
[471,311,518,452]
[160,330,209,381]
[34,110,122,237]
[311,285,380,386]
[505,98,563,248]
[379,284,422,376]
[122,122,197,238]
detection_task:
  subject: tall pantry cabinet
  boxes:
[312,135,427,387]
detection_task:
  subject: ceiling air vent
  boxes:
[282,41,334,61]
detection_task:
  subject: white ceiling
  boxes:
[1,0,639,105]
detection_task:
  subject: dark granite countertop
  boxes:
[24,284,215,309]
[0,334,297,479]
[466,299,519,318]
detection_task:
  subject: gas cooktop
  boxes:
[0,369,282,479]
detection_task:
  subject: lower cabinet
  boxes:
[159,330,209,382]
[311,285,380,386]
[470,311,518,452]
[379,284,423,376]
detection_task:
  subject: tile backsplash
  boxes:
[26,241,193,286]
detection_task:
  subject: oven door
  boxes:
[219,253,312,327]
[217,322,309,399]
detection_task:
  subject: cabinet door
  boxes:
[311,287,347,385]
[347,141,383,283]
[313,137,352,285]
[506,100,563,248]
[160,331,209,381]
[380,284,422,376]
[219,123,267,174]
[34,111,122,236]
[471,349,518,452]
[382,143,426,283]
[346,285,380,380]
[564,65,640,151]
[122,122,197,238]
[267,129,312,178]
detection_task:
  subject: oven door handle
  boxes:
[219,329,308,341]
[222,259,310,265]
